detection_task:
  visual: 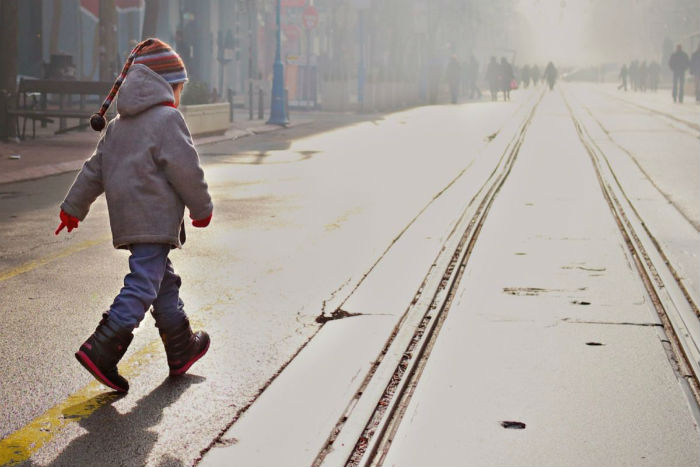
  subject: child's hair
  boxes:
[90,38,187,131]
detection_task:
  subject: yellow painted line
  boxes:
[0,235,111,283]
[0,313,210,466]
[0,338,163,466]
[0,229,213,465]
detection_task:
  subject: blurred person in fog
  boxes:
[544,62,557,90]
[629,60,639,91]
[500,57,514,101]
[639,61,649,92]
[531,64,541,85]
[648,61,660,92]
[691,44,700,103]
[521,64,531,88]
[618,64,628,91]
[465,55,481,99]
[669,44,690,103]
[486,56,500,101]
[446,55,461,104]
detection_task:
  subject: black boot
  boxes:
[75,313,133,393]
[157,317,210,376]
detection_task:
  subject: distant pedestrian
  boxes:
[669,44,690,103]
[629,60,639,91]
[648,61,660,92]
[466,55,481,99]
[500,57,514,101]
[544,61,557,90]
[531,64,541,85]
[446,55,461,104]
[55,38,213,393]
[618,64,628,91]
[690,44,700,103]
[639,61,648,92]
[486,56,500,101]
[521,64,531,88]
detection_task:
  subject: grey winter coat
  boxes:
[61,64,213,249]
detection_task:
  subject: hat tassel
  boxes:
[90,38,154,131]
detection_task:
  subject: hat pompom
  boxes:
[90,113,106,131]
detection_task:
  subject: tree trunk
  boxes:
[0,0,18,140]
[99,0,118,81]
[141,0,159,40]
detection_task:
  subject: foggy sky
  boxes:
[515,0,699,66]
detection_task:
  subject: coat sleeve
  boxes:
[155,110,213,221]
[60,136,105,220]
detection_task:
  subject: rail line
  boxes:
[598,88,700,135]
[578,101,700,233]
[562,88,700,407]
[313,89,545,467]
[313,86,699,466]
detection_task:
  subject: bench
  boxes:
[7,79,115,139]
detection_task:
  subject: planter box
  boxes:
[180,102,230,136]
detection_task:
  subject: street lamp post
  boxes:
[267,0,288,125]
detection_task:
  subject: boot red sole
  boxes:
[75,350,128,393]
[169,339,210,376]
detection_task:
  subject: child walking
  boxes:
[55,39,213,393]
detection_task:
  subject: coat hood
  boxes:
[117,64,175,117]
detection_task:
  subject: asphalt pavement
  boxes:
[1,85,698,467]
[1,96,520,466]
[197,84,700,467]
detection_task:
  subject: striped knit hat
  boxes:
[90,38,187,131]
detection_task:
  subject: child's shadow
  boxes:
[42,375,204,467]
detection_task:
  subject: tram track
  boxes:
[596,88,700,135]
[578,101,700,233]
[313,85,699,466]
[561,88,700,407]
[312,89,545,467]
[194,85,697,467]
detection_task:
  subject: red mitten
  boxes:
[55,209,80,235]
[191,212,212,228]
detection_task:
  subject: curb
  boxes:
[0,120,311,186]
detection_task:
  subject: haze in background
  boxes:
[516,0,587,65]
[516,0,700,67]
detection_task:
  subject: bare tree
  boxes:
[142,0,159,40]
[99,0,118,81]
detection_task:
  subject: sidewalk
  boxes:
[0,109,307,185]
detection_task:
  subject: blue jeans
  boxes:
[108,244,187,329]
